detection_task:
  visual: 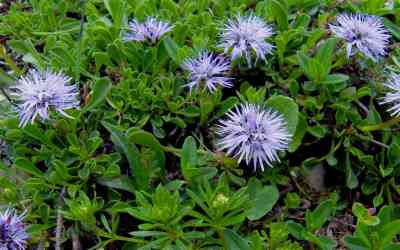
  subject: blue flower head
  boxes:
[181,51,232,93]
[13,69,80,127]
[330,14,390,61]
[216,103,291,171]
[124,17,173,44]
[0,209,28,250]
[219,14,274,66]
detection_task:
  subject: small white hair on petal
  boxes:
[215,103,291,171]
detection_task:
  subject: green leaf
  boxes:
[306,199,334,231]
[265,95,299,135]
[215,96,238,119]
[96,176,135,193]
[83,78,112,112]
[179,106,200,117]
[306,234,336,250]
[104,0,126,29]
[267,0,289,31]
[293,14,311,28]
[377,205,400,225]
[307,124,327,138]
[130,231,168,237]
[383,244,400,250]
[200,98,214,125]
[128,129,166,179]
[0,68,14,87]
[346,152,359,189]
[161,0,179,16]
[269,222,289,246]
[380,220,400,245]
[14,158,44,178]
[316,38,336,76]
[53,160,73,181]
[287,221,306,240]
[352,202,380,226]
[27,224,53,237]
[94,52,113,71]
[297,51,313,80]
[322,74,349,85]
[247,183,279,221]
[223,229,250,250]
[181,136,198,182]
[101,122,149,190]
[343,236,370,250]
[383,18,400,40]
[164,36,179,63]
[22,126,51,145]
[288,114,306,152]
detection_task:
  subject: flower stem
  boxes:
[162,145,209,156]
[93,225,144,243]
[359,117,400,132]
[353,133,389,148]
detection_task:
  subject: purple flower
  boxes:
[215,103,291,171]
[124,17,173,44]
[218,14,274,66]
[181,51,232,93]
[0,209,28,250]
[13,69,80,127]
[329,14,390,61]
[380,74,400,116]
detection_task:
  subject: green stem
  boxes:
[93,226,144,243]
[218,230,228,250]
[353,133,389,149]
[359,117,400,132]
[162,145,181,156]
[32,27,81,36]
[162,145,208,157]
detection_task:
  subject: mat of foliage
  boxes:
[1,0,400,249]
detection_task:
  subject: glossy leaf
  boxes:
[83,78,112,112]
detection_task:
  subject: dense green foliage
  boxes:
[1,0,400,249]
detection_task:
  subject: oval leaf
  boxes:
[83,78,112,112]
[266,95,299,135]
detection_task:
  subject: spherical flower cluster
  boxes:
[380,74,400,117]
[124,17,173,44]
[13,69,80,127]
[329,14,390,61]
[215,103,291,171]
[181,51,232,93]
[0,209,28,250]
[218,14,274,66]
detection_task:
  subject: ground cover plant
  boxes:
[0,0,400,249]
